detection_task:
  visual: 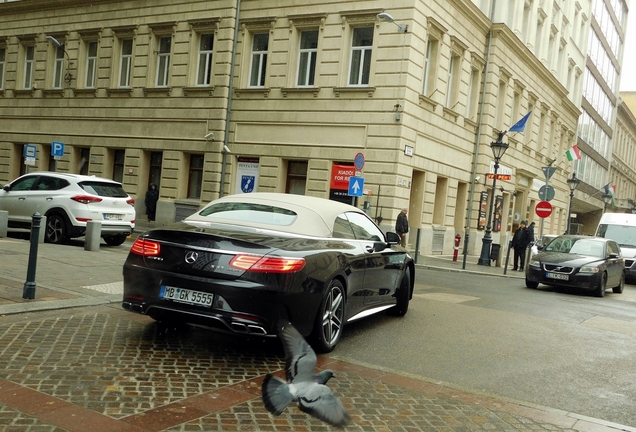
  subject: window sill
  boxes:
[442,106,460,122]
[333,86,375,97]
[106,88,133,97]
[234,87,271,98]
[183,86,215,96]
[418,94,438,111]
[73,88,97,97]
[41,89,65,97]
[281,87,320,98]
[143,87,172,97]
[13,89,36,97]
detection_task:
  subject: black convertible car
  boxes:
[525,235,624,297]
[122,193,414,352]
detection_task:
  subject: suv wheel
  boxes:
[104,234,128,246]
[45,214,69,244]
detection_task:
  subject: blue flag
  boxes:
[509,111,532,133]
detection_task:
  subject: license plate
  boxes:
[546,272,569,280]
[104,214,123,221]
[159,285,214,307]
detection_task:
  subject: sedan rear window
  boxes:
[199,202,297,226]
[79,181,129,198]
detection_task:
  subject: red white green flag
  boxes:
[565,145,581,161]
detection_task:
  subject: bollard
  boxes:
[503,240,512,275]
[84,221,102,251]
[38,215,47,244]
[0,210,8,238]
[22,212,42,299]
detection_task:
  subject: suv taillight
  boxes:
[126,198,135,206]
[131,238,160,256]
[71,195,103,204]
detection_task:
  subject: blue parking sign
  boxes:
[23,144,37,158]
[51,141,65,157]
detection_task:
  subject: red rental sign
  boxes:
[535,200,553,218]
[330,164,356,190]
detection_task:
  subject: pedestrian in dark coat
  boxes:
[395,208,409,248]
[145,183,159,221]
[511,220,528,271]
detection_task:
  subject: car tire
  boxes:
[104,234,128,246]
[613,273,625,294]
[389,267,411,316]
[311,280,345,354]
[525,278,539,289]
[594,272,607,297]
[45,213,69,244]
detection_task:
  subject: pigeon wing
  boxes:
[279,322,317,383]
[261,374,294,416]
[297,384,351,429]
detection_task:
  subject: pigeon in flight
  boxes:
[262,321,351,428]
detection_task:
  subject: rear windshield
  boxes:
[198,202,297,226]
[79,181,129,198]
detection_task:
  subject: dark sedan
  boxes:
[122,192,414,352]
[525,235,624,297]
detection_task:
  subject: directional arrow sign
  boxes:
[348,177,364,196]
[535,200,553,219]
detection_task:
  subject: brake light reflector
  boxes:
[229,255,306,273]
[126,198,135,206]
[71,195,103,204]
[130,238,160,256]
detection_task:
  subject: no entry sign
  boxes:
[535,200,553,219]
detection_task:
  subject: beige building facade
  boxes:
[611,92,636,214]
[0,0,587,258]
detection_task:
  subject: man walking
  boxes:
[511,220,528,271]
[395,208,409,248]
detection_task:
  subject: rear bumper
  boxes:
[69,223,134,238]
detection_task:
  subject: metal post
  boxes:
[567,190,574,234]
[478,161,499,266]
[414,228,421,264]
[503,240,512,275]
[22,213,42,299]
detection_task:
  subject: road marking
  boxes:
[414,293,480,303]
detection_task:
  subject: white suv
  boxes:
[0,172,135,246]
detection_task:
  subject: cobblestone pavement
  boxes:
[0,305,632,432]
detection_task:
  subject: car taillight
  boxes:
[130,238,160,256]
[71,195,103,204]
[229,254,306,273]
[126,198,135,206]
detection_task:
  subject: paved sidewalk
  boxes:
[0,234,633,432]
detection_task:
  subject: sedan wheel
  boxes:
[104,234,128,246]
[594,272,607,297]
[312,280,345,353]
[613,273,625,294]
[525,278,539,289]
[45,214,69,244]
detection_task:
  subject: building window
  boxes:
[249,33,268,87]
[156,36,171,87]
[113,149,125,183]
[23,45,35,89]
[119,39,133,88]
[53,44,65,89]
[445,54,460,109]
[297,30,318,87]
[286,160,308,195]
[79,148,90,175]
[197,34,214,86]
[466,67,479,119]
[0,48,5,90]
[149,151,163,188]
[422,38,438,97]
[348,27,373,86]
[85,41,98,88]
[188,154,204,199]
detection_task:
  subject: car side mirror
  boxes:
[386,231,400,245]
[2,185,9,192]
[608,253,620,259]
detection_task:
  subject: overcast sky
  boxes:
[620,9,636,91]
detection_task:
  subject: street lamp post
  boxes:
[478,132,509,266]
[566,173,580,234]
[602,193,612,213]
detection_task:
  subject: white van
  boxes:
[595,212,636,282]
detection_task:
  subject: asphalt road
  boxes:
[331,269,636,427]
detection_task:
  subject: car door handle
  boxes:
[18,197,26,201]
[46,197,53,201]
